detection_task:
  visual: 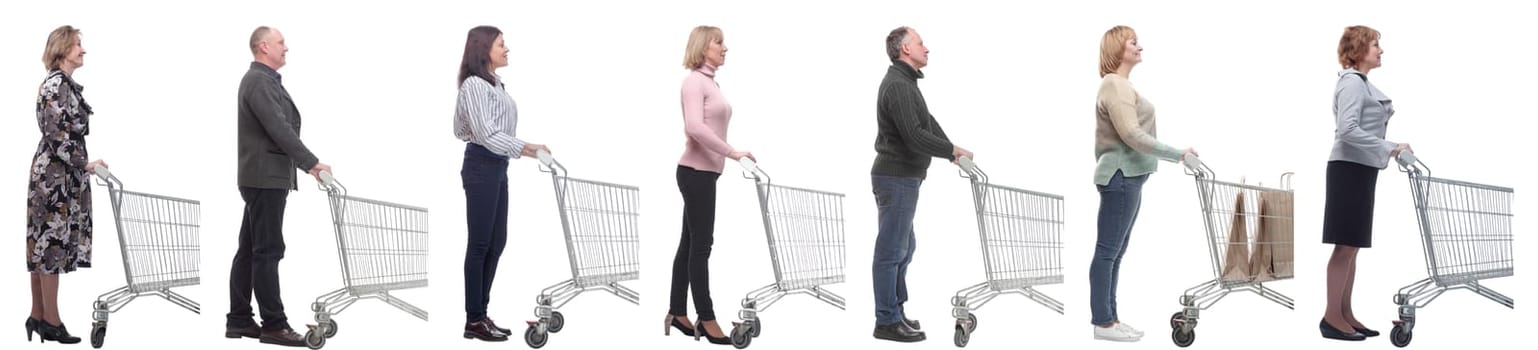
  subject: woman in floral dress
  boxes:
[25,25,105,345]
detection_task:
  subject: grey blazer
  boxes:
[237,62,319,190]
[1330,68,1397,169]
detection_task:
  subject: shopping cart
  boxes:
[523,150,641,349]
[1168,157,1295,347]
[303,171,429,349]
[1386,151,1514,347]
[949,156,1065,348]
[87,166,201,349]
[726,159,847,349]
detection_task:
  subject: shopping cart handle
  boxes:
[537,149,555,167]
[1182,154,1203,171]
[93,165,112,180]
[739,158,758,174]
[1395,150,1418,167]
[957,156,977,173]
[319,170,337,187]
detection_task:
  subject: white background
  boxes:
[1,0,1529,349]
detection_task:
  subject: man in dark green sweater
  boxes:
[870,26,972,343]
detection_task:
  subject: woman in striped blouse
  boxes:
[453,25,550,342]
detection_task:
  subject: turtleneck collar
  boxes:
[696,63,718,78]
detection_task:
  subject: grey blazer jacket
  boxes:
[237,62,319,190]
[1330,68,1397,169]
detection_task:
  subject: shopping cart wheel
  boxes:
[304,328,325,349]
[953,325,970,348]
[965,313,977,333]
[730,325,751,349]
[1390,325,1411,347]
[547,312,564,333]
[524,326,548,348]
[1171,328,1195,347]
[323,319,338,338]
[90,322,105,349]
[1168,312,1185,329]
[750,319,761,337]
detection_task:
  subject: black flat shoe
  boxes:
[1319,319,1365,341]
[1354,326,1380,337]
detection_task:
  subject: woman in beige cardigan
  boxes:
[1089,25,1199,343]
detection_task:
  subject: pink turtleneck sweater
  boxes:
[678,64,734,173]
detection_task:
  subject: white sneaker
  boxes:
[1093,324,1141,342]
[1116,322,1145,337]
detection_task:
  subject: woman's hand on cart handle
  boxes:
[87,160,110,178]
[536,148,555,167]
[85,159,108,175]
[1394,144,1417,166]
[1180,148,1202,170]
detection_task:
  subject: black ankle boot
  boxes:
[36,320,81,344]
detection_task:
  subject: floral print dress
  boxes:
[26,69,93,275]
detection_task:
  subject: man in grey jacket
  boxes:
[225,26,331,347]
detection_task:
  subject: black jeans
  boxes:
[228,187,291,331]
[668,165,722,321]
[462,143,510,323]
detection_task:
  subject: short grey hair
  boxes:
[885,26,911,61]
[249,26,273,55]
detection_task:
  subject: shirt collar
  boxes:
[890,59,924,81]
[251,61,281,82]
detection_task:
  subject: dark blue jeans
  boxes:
[462,143,510,323]
[871,175,921,326]
[1089,170,1147,326]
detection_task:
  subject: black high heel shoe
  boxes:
[693,320,731,345]
[664,315,695,337]
[35,320,81,344]
[1319,319,1366,341]
[24,317,38,342]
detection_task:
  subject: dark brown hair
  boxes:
[459,26,502,85]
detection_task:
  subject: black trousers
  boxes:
[228,187,290,331]
[669,166,722,321]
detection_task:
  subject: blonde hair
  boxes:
[42,25,81,71]
[1099,26,1136,77]
[682,25,723,70]
[1337,25,1380,69]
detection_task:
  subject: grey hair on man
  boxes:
[885,26,911,61]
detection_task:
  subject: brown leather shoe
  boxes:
[484,318,511,334]
[226,324,261,339]
[463,321,508,342]
[259,328,307,347]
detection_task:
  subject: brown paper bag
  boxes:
[1255,189,1294,281]
[1220,191,1251,282]
[1248,196,1276,281]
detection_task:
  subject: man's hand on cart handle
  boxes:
[310,163,333,184]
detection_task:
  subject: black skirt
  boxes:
[1322,160,1380,248]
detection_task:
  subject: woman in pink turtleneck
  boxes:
[664,25,754,346]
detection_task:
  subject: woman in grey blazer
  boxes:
[1319,25,1412,342]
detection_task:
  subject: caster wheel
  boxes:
[547,312,564,333]
[90,323,106,349]
[323,319,338,338]
[965,313,978,333]
[1172,328,1195,348]
[730,325,752,349]
[750,319,761,338]
[305,328,325,349]
[954,325,970,347]
[1169,311,1185,329]
[1390,325,1412,347]
[524,326,548,349]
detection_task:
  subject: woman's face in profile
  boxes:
[489,34,509,69]
[706,37,726,67]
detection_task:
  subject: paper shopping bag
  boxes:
[1255,189,1295,281]
[1220,191,1251,282]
